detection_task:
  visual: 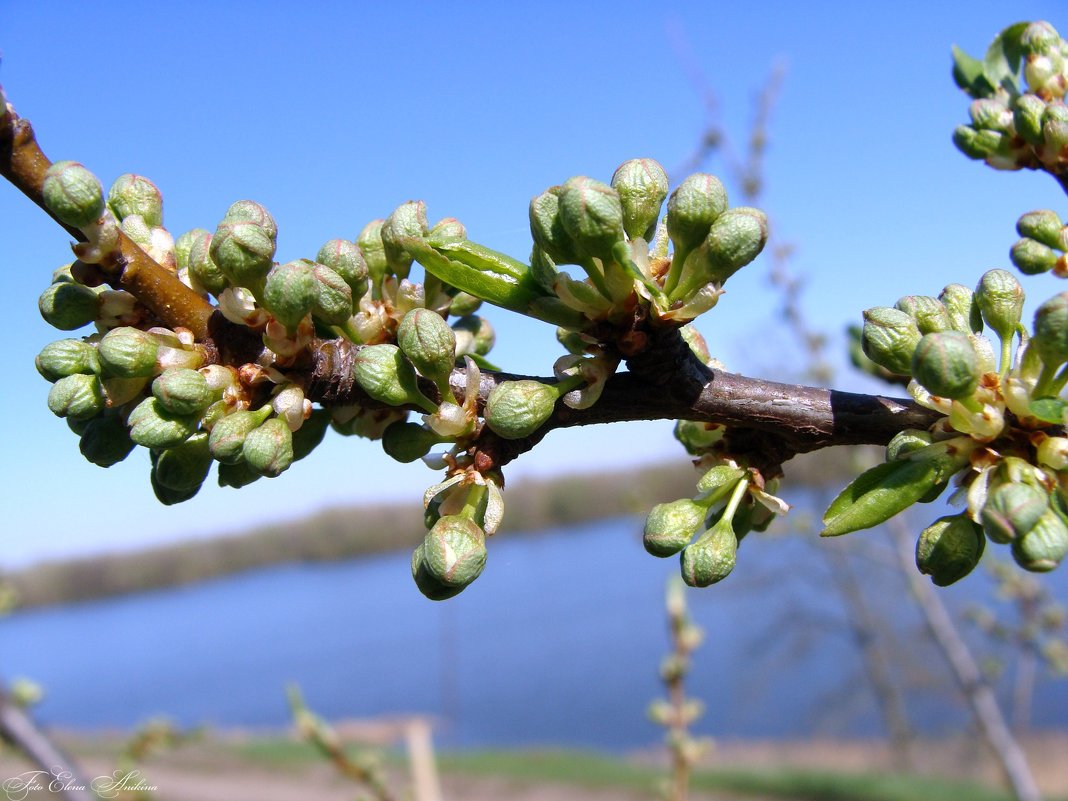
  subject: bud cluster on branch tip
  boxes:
[1012,209,1068,277]
[952,21,1068,175]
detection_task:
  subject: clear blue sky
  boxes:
[1,1,1065,566]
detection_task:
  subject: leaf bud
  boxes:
[208,406,273,464]
[557,176,626,261]
[38,281,99,331]
[1011,238,1059,275]
[1013,93,1047,144]
[42,161,105,228]
[78,413,135,467]
[353,344,435,412]
[153,433,212,492]
[895,296,952,334]
[938,284,984,334]
[1032,291,1068,367]
[421,515,487,589]
[981,482,1049,544]
[310,264,354,326]
[529,187,577,265]
[36,339,101,382]
[106,174,163,227]
[1018,209,1065,250]
[644,499,704,557]
[1012,511,1068,572]
[357,219,389,289]
[222,200,277,242]
[186,230,228,296]
[861,307,922,375]
[666,173,728,253]
[975,269,1024,343]
[680,519,737,588]
[151,368,215,416]
[127,397,198,449]
[398,309,456,383]
[381,201,429,278]
[263,260,317,331]
[611,158,669,241]
[47,374,105,420]
[911,332,981,400]
[915,514,985,586]
[242,417,294,477]
[885,429,934,462]
[452,315,495,357]
[484,379,558,439]
[382,421,442,463]
[97,326,160,378]
[209,219,275,289]
[316,239,369,299]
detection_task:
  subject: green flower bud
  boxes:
[969,98,1012,132]
[217,459,262,489]
[186,230,228,295]
[673,420,725,455]
[174,228,208,273]
[895,296,952,334]
[1037,435,1068,470]
[1022,21,1062,56]
[106,174,163,227]
[36,339,101,382]
[242,417,294,477]
[47,374,105,420]
[1032,292,1068,367]
[529,187,577,265]
[421,515,487,589]
[78,413,135,467]
[448,291,481,317]
[222,200,277,242]
[1018,209,1065,250]
[210,220,275,289]
[916,514,985,586]
[557,176,626,261]
[127,397,198,449]
[310,265,354,326]
[666,173,728,253]
[150,469,201,506]
[42,161,105,228]
[861,307,922,375]
[452,315,495,357]
[208,406,272,464]
[430,217,467,242]
[975,269,1024,342]
[357,219,388,288]
[263,260,317,331]
[151,368,214,416]
[381,201,429,277]
[611,158,669,241]
[353,344,435,411]
[938,284,984,335]
[698,206,768,286]
[38,281,98,331]
[952,125,1002,160]
[1012,511,1068,572]
[398,309,456,382]
[981,482,1049,544]
[680,519,737,588]
[316,239,369,299]
[644,499,704,557]
[1011,238,1059,275]
[411,543,464,601]
[153,433,212,492]
[911,331,981,400]
[1014,94,1046,144]
[98,327,160,378]
[484,379,558,439]
[382,421,442,463]
[885,429,934,462]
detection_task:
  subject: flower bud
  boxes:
[452,315,495,357]
[357,219,389,289]
[429,217,467,243]
[644,499,704,557]
[981,482,1049,544]
[1032,291,1068,367]
[448,291,481,317]
[1014,93,1047,144]
[47,374,105,420]
[969,98,1012,132]
[484,379,558,439]
[952,125,1003,160]
[222,200,277,242]
[1011,238,1059,275]
[36,339,101,382]
[97,327,160,378]
[210,220,275,289]
[353,344,435,411]
[174,228,207,273]
[263,260,317,331]
[208,406,272,463]
[42,161,105,228]
[666,174,728,253]
[153,433,212,492]
[411,543,464,601]
[1012,510,1068,572]
[78,413,135,467]
[150,469,201,506]
[975,269,1024,343]
[186,230,228,295]
[911,332,981,400]
[938,284,984,334]
[916,514,985,586]
[557,177,626,261]
[398,309,456,383]
[529,187,577,265]
[38,282,99,331]
[885,429,934,462]
[382,421,442,463]
[381,201,429,278]
[698,207,767,286]
[1017,209,1065,249]
[1022,21,1062,56]
[895,296,952,334]
[611,158,669,241]
[862,307,922,375]
[127,397,198,449]
[310,265,354,326]
[272,385,309,432]
[680,519,737,587]
[421,515,487,589]
[242,417,294,477]
[316,239,369,299]
[106,174,163,227]
[217,459,262,489]
[151,368,215,416]
[1037,436,1068,471]
[673,420,724,455]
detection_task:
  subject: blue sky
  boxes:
[1,1,1066,566]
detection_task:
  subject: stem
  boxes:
[1032,361,1060,398]
[1048,362,1068,397]
[721,477,750,522]
[662,244,691,298]
[999,336,1013,381]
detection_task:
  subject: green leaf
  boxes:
[952,45,990,96]
[821,458,941,537]
[983,22,1029,95]
[1030,396,1068,424]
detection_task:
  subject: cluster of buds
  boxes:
[843,270,1068,581]
[1011,209,1068,277]
[952,21,1068,176]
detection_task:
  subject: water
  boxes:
[2,517,1065,749]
